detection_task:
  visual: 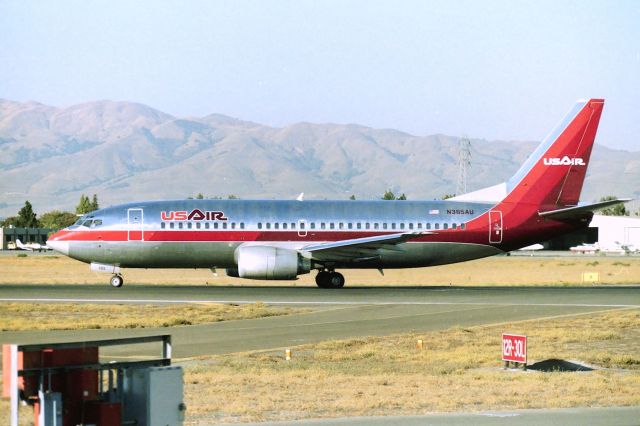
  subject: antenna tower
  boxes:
[456,136,471,196]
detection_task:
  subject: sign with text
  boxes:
[502,333,527,363]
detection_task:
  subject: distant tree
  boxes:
[227,194,239,199]
[382,190,396,200]
[598,196,629,216]
[442,194,455,200]
[0,216,20,227]
[17,201,39,228]
[349,194,356,200]
[90,194,99,211]
[76,195,93,215]
[397,193,407,201]
[195,193,205,199]
[39,210,77,230]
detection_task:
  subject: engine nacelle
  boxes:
[234,246,311,280]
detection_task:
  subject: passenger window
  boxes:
[187,223,192,229]
[435,223,440,230]
[408,223,413,230]
[240,223,245,229]
[283,223,288,230]
[170,222,175,229]
[178,223,184,229]
[161,222,166,229]
[330,223,335,230]
[258,223,262,229]
[196,223,201,229]
[452,223,457,230]
[357,223,362,230]
[231,223,236,229]
[391,223,396,230]
[291,222,296,230]
[348,223,353,229]
[205,223,210,229]
[444,223,448,230]
[274,223,279,230]
[214,223,219,229]
[321,223,326,229]
[300,222,306,230]
[339,223,344,230]
[417,223,422,229]
[310,223,316,230]
[461,223,466,230]
[223,223,228,229]
[427,223,431,230]
[383,223,388,230]
[366,223,370,230]
[374,223,379,230]
[266,223,271,229]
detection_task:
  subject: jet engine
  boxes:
[227,246,311,280]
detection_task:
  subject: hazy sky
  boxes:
[1,0,639,150]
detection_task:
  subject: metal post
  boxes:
[10,345,18,426]
[163,335,172,360]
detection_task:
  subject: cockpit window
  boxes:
[82,220,93,227]
[91,219,103,227]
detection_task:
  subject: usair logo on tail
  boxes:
[543,156,585,166]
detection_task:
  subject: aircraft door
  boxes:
[297,219,307,237]
[128,208,144,241]
[489,210,503,244]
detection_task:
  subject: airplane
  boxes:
[569,242,600,254]
[15,239,51,252]
[47,98,630,288]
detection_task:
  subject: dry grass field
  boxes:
[1,253,639,286]
[183,309,640,424]
[0,302,301,331]
[1,308,638,424]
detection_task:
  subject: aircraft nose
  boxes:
[47,233,70,255]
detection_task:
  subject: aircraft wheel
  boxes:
[315,271,331,288]
[110,275,124,288]
[328,272,345,288]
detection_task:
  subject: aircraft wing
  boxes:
[302,231,430,262]
[539,198,632,220]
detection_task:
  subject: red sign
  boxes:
[502,334,527,363]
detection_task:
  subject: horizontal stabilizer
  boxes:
[538,198,632,220]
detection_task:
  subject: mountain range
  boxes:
[1,99,639,218]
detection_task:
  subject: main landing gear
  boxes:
[315,270,345,288]
[110,274,124,288]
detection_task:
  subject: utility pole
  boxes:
[456,136,471,196]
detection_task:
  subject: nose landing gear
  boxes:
[315,270,345,288]
[110,274,124,288]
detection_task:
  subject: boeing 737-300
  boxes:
[47,99,629,288]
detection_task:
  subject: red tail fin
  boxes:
[505,99,604,208]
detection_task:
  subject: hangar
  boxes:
[0,226,52,250]
[590,214,640,249]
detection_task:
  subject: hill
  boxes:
[1,99,638,216]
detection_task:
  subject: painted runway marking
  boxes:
[1,297,638,308]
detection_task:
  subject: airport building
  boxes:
[0,227,53,250]
[590,214,640,249]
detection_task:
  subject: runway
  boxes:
[1,285,638,359]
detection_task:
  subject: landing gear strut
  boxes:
[110,274,124,288]
[315,270,345,288]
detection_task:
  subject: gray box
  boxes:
[122,366,185,426]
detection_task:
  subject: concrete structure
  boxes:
[590,214,640,249]
[0,227,53,250]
